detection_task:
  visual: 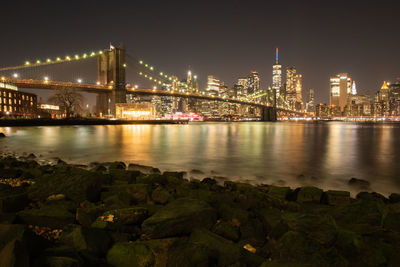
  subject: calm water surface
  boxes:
[1,122,399,196]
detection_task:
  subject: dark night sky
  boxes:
[1,0,399,105]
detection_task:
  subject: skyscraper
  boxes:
[295,73,303,102]
[207,75,220,96]
[272,48,282,96]
[286,67,297,103]
[330,73,352,111]
[351,81,357,95]
[247,71,260,94]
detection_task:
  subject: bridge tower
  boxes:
[96,45,126,116]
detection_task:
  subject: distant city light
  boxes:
[77,79,82,83]
[44,76,49,81]
[13,73,19,78]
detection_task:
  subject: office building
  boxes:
[330,73,352,111]
[0,82,37,118]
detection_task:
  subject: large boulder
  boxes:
[0,239,30,267]
[60,224,112,255]
[151,187,172,204]
[128,163,160,174]
[106,242,155,267]
[141,198,217,238]
[92,207,148,231]
[0,186,29,213]
[271,231,347,266]
[292,186,323,203]
[212,220,240,242]
[167,228,264,267]
[321,190,351,206]
[274,213,337,245]
[17,200,76,228]
[28,166,110,203]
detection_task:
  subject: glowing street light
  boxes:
[96,81,100,85]
[44,76,49,82]
[134,85,138,89]
[77,79,82,83]
[13,73,19,78]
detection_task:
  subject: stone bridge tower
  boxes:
[96,45,126,116]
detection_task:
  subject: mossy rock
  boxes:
[28,166,110,203]
[212,220,240,242]
[151,187,172,204]
[293,186,323,203]
[126,184,152,204]
[60,224,112,255]
[106,242,154,267]
[141,198,217,239]
[266,186,291,200]
[272,231,347,266]
[17,200,76,228]
[321,190,351,206]
[92,207,148,230]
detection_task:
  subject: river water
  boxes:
[1,122,400,196]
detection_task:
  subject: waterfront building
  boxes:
[115,102,156,120]
[247,71,260,95]
[272,48,282,97]
[0,82,37,118]
[38,104,62,118]
[330,73,352,112]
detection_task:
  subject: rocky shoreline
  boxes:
[1,155,400,266]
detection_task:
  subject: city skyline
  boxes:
[1,0,399,105]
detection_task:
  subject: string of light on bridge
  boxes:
[137,59,201,94]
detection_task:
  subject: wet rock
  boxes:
[239,217,267,248]
[107,242,155,267]
[76,201,104,227]
[266,186,292,200]
[142,198,217,239]
[189,228,264,266]
[126,184,151,204]
[275,213,337,245]
[271,231,347,266]
[28,166,110,203]
[128,163,160,174]
[163,171,186,179]
[92,207,148,230]
[0,187,30,213]
[17,200,76,228]
[389,193,400,203]
[356,192,388,203]
[329,198,385,233]
[40,256,81,267]
[109,161,126,170]
[212,220,240,242]
[109,169,141,183]
[151,186,172,204]
[0,239,30,267]
[292,186,323,203]
[0,133,6,138]
[200,177,217,186]
[321,190,351,206]
[60,224,112,255]
[383,212,400,232]
[348,178,371,190]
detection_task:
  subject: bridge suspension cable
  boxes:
[0,50,104,72]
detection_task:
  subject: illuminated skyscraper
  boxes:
[351,81,357,95]
[330,73,352,111]
[295,74,303,102]
[286,67,297,103]
[247,71,260,94]
[207,75,220,96]
[272,48,282,95]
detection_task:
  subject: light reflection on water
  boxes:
[1,122,400,196]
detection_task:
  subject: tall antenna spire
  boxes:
[275,48,279,64]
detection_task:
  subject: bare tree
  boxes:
[48,88,84,118]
